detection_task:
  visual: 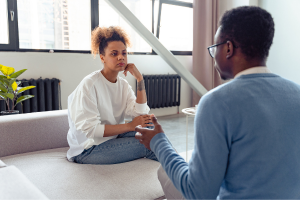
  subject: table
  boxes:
[181,107,196,161]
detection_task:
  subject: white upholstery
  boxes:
[0,165,49,199]
[0,110,164,199]
[2,147,164,199]
[0,159,6,168]
[0,110,69,157]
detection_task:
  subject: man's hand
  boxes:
[135,114,164,150]
[129,115,153,131]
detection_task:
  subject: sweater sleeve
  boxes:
[125,83,150,118]
[69,87,105,139]
[150,93,230,199]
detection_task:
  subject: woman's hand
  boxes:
[129,115,154,131]
[123,63,143,82]
[135,114,164,150]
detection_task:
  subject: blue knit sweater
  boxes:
[151,73,300,199]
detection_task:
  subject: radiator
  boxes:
[137,74,181,109]
[0,78,61,114]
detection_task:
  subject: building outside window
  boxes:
[17,0,91,50]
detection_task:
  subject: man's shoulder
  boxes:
[277,75,300,88]
[203,80,236,99]
[200,78,253,107]
[236,73,300,90]
[203,74,300,104]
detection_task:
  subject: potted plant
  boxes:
[0,64,35,116]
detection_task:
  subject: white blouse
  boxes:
[66,70,150,161]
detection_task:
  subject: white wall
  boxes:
[259,0,300,85]
[0,52,192,116]
[219,0,252,17]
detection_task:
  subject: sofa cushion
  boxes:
[1,147,164,199]
[0,110,69,157]
[0,166,49,199]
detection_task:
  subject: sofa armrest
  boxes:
[0,110,69,157]
[0,166,49,199]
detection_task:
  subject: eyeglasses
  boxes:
[207,41,227,58]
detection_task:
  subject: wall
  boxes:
[258,0,300,85]
[0,52,192,116]
[219,0,253,17]
[216,0,300,85]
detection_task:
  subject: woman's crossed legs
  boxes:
[74,130,158,164]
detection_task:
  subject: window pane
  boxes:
[0,0,9,44]
[159,4,193,51]
[99,0,152,53]
[153,0,159,35]
[17,0,91,50]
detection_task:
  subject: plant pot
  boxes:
[0,110,19,116]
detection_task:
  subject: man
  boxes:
[135,6,300,199]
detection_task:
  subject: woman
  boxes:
[66,26,158,164]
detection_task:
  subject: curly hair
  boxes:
[91,26,131,57]
[219,6,275,60]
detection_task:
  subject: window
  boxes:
[0,0,9,44]
[17,0,91,50]
[0,0,192,55]
[99,0,152,53]
[154,0,193,54]
[159,4,193,51]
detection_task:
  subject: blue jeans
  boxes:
[73,130,158,165]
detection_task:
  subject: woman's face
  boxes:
[100,41,127,72]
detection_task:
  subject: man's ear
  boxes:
[226,41,234,59]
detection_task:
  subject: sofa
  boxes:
[0,110,164,199]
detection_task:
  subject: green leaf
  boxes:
[6,78,17,92]
[0,92,7,100]
[16,81,21,86]
[10,69,27,79]
[0,83,7,93]
[0,75,6,79]
[7,87,13,93]
[8,78,16,86]
[16,95,34,105]
[16,85,35,95]
[0,75,9,86]
[6,93,14,100]
[0,92,13,100]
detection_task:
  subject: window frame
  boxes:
[155,0,193,55]
[0,0,192,55]
[0,0,19,51]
